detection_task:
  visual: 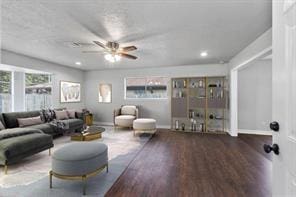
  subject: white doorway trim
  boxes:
[229,46,272,137]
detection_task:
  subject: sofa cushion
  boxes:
[58,119,84,128]
[0,114,6,129]
[115,115,136,127]
[67,110,76,119]
[17,116,43,127]
[55,110,69,120]
[2,111,41,128]
[27,123,56,135]
[0,132,53,159]
[0,121,5,131]
[121,105,137,116]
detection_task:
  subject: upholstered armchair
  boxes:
[113,105,139,128]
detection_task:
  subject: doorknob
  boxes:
[263,144,280,155]
[270,121,279,131]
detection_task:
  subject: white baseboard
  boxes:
[93,121,170,129]
[93,121,113,126]
[238,129,272,136]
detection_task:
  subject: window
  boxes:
[25,73,52,111]
[0,71,12,112]
[125,77,169,99]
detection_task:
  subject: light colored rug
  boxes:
[0,126,150,190]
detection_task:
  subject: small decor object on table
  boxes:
[60,81,81,103]
[85,113,93,126]
[71,126,105,141]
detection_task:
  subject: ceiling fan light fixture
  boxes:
[104,53,121,62]
[200,51,208,57]
[114,54,121,61]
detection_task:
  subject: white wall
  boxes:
[238,59,272,133]
[84,64,228,127]
[1,50,85,111]
[228,28,272,136]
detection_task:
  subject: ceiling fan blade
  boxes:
[82,51,102,53]
[93,41,107,49]
[121,46,137,52]
[119,53,138,60]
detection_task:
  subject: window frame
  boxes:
[24,73,53,111]
[124,76,170,100]
[0,70,13,112]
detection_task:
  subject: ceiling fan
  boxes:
[83,41,137,62]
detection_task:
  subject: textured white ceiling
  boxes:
[1,0,272,70]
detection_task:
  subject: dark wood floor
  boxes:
[106,130,272,197]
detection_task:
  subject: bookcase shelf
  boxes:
[171,76,228,133]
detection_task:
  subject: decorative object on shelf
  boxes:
[209,114,214,119]
[193,120,197,131]
[85,113,93,126]
[210,88,214,99]
[215,115,223,120]
[175,120,179,130]
[217,80,222,87]
[190,119,197,131]
[183,80,187,88]
[208,84,217,87]
[198,80,204,88]
[199,123,205,132]
[189,110,195,118]
[178,91,183,98]
[173,81,177,88]
[60,81,81,103]
[181,123,185,131]
[98,84,112,103]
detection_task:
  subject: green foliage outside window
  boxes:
[0,71,11,94]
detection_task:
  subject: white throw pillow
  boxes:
[18,116,43,127]
[121,105,136,116]
[55,110,69,120]
[67,110,76,119]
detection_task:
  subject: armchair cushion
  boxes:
[121,105,137,116]
[115,115,136,127]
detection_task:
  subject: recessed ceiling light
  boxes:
[200,51,208,57]
[75,62,81,65]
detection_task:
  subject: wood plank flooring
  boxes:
[106,130,272,197]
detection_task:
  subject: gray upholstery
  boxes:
[52,142,108,175]
[0,113,6,128]
[27,123,56,135]
[2,111,41,128]
[0,131,53,165]
[58,119,84,128]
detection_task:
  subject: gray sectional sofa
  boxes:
[0,109,84,174]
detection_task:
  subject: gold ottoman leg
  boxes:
[49,171,53,188]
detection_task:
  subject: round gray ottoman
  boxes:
[50,142,108,195]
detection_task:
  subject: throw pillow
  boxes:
[55,110,69,120]
[121,105,137,116]
[18,116,43,127]
[0,121,5,130]
[67,110,76,119]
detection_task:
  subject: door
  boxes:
[272,0,296,196]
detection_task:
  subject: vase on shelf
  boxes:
[181,123,185,131]
[175,120,179,130]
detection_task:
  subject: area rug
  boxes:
[0,126,151,196]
